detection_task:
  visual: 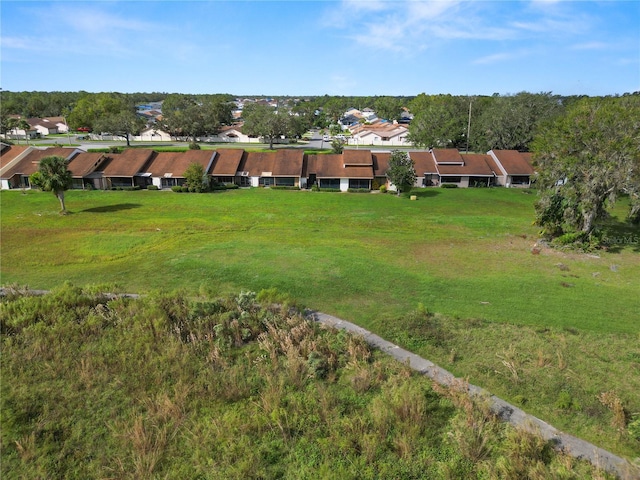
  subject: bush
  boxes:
[379,185,387,193]
[319,188,341,193]
[147,185,159,190]
[181,186,190,193]
[225,184,239,190]
[347,188,370,193]
[171,185,182,192]
[271,186,300,190]
[311,184,320,192]
[441,183,459,188]
[188,141,201,150]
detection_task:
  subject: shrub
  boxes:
[379,185,387,193]
[171,186,182,192]
[188,141,201,150]
[311,184,320,192]
[347,188,370,193]
[441,183,459,188]
[270,186,300,190]
[319,188,341,193]
[225,184,239,190]
[147,185,159,190]
[181,186,190,193]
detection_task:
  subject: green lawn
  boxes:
[2,187,637,334]
[2,187,640,458]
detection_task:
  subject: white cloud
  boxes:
[472,52,515,65]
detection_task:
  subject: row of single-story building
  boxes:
[0,143,535,192]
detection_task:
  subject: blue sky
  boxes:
[2,0,638,96]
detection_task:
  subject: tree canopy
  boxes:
[159,94,233,142]
[386,150,417,195]
[241,103,290,149]
[532,96,640,245]
[29,156,73,213]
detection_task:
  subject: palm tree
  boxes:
[6,118,32,144]
[30,156,73,213]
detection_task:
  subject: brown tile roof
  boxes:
[309,154,373,179]
[1,147,79,179]
[372,152,390,177]
[437,153,494,176]
[432,148,464,164]
[409,151,438,174]
[67,153,108,177]
[236,150,303,177]
[143,150,214,177]
[483,154,503,176]
[102,149,154,177]
[239,152,274,177]
[0,145,30,170]
[211,148,244,175]
[343,149,373,166]
[273,149,304,176]
[491,150,535,175]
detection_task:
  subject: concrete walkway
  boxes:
[308,311,640,480]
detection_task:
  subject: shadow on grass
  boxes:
[599,220,640,253]
[409,189,441,198]
[81,203,142,213]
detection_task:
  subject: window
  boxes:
[275,177,295,186]
[348,179,370,189]
[441,176,461,183]
[319,178,340,189]
[511,176,530,185]
[259,177,275,186]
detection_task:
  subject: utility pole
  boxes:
[466,97,472,154]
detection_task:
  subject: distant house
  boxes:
[429,149,494,187]
[487,150,535,187]
[135,128,173,142]
[138,150,216,189]
[238,149,305,187]
[348,123,409,147]
[66,152,110,190]
[210,148,246,185]
[0,147,81,190]
[203,124,259,143]
[307,149,374,191]
[101,149,155,189]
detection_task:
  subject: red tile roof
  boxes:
[409,151,438,174]
[343,149,373,166]
[308,154,373,179]
[1,147,79,179]
[102,149,154,177]
[67,153,108,177]
[437,153,494,176]
[432,148,464,164]
[211,149,244,175]
[491,150,535,175]
[273,149,304,176]
[143,150,214,177]
[372,152,390,177]
[0,145,30,170]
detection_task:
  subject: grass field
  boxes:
[2,187,639,459]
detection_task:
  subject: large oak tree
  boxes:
[532,95,640,244]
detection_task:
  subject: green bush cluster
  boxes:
[347,188,371,193]
[110,186,140,191]
[441,183,459,188]
[147,185,159,190]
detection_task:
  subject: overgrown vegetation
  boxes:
[0,285,615,479]
[1,187,638,461]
